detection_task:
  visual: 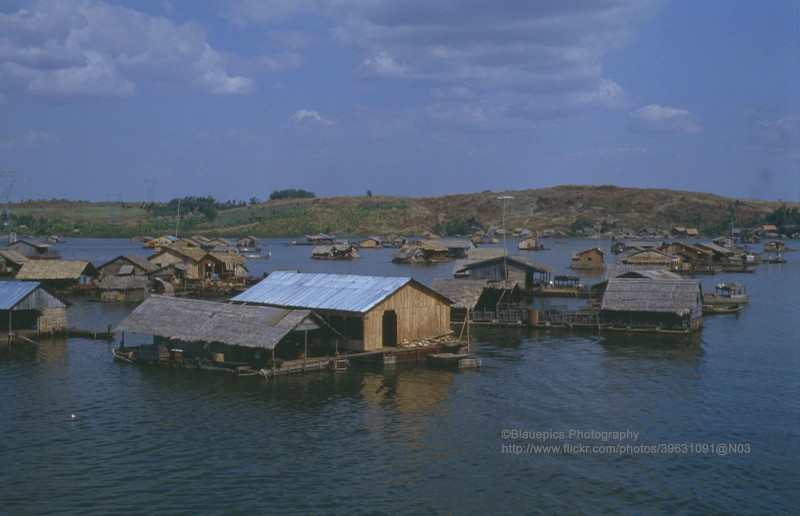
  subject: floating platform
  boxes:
[426,353,481,370]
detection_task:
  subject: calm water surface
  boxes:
[1,238,798,514]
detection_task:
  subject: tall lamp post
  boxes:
[497,195,514,278]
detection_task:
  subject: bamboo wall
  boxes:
[361,284,451,351]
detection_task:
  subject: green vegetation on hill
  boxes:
[7,186,798,239]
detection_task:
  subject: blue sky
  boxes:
[1,0,797,203]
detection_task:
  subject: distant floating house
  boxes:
[143,235,178,250]
[763,240,785,253]
[294,233,336,246]
[620,249,673,266]
[0,281,68,335]
[433,239,474,259]
[5,240,60,260]
[97,255,159,277]
[311,244,359,260]
[518,237,544,251]
[232,271,453,352]
[455,255,553,290]
[358,236,384,249]
[392,240,450,264]
[570,247,605,270]
[600,278,702,333]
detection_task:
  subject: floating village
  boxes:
[0,223,794,378]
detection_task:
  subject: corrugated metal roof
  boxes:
[0,281,42,310]
[232,271,420,314]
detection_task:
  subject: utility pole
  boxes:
[0,172,16,243]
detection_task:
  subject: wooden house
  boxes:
[201,252,248,282]
[5,240,60,260]
[358,236,384,249]
[601,278,702,332]
[431,278,523,323]
[456,255,553,290]
[659,242,714,267]
[97,255,159,277]
[763,240,785,253]
[433,239,474,259]
[761,225,780,238]
[115,295,336,364]
[0,249,29,276]
[96,276,150,302]
[311,245,359,260]
[620,249,673,265]
[392,240,449,264]
[0,281,68,335]
[232,271,453,352]
[143,235,178,250]
[15,260,98,290]
[294,233,336,245]
[570,247,605,270]
[518,237,544,251]
[148,247,214,281]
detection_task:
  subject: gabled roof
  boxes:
[460,255,554,273]
[431,278,488,309]
[149,246,207,263]
[232,271,452,314]
[97,254,159,273]
[0,249,30,265]
[115,295,320,349]
[16,260,96,280]
[0,281,67,310]
[601,278,701,315]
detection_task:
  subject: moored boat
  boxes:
[702,303,743,315]
[702,282,750,306]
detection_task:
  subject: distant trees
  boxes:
[269,189,316,201]
[766,205,800,233]
[433,216,483,236]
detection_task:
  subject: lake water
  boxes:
[1,238,798,514]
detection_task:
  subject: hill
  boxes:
[7,185,798,238]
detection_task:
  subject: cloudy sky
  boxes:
[1,0,797,202]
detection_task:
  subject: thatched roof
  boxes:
[460,254,554,273]
[466,247,506,260]
[114,295,320,349]
[98,276,150,290]
[16,260,96,280]
[98,254,159,274]
[620,249,673,265]
[431,279,487,309]
[601,278,701,315]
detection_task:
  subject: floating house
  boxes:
[294,233,336,246]
[431,278,523,324]
[15,260,98,290]
[455,255,553,290]
[148,247,247,283]
[433,239,474,259]
[0,249,29,276]
[570,247,605,270]
[358,236,384,249]
[0,281,68,335]
[311,244,359,260]
[5,240,60,260]
[518,237,544,251]
[392,240,450,264]
[97,255,159,277]
[232,271,453,352]
[96,275,150,302]
[143,235,178,250]
[600,278,703,333]
[115,295,333,366]
[620,249,673,265]
[763,240,785,253]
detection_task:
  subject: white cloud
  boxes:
[0,0,254,98]
[358,51,410,77]
[289,109,335,125]
[631,104,701,134]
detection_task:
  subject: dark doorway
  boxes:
[382,310,397,346]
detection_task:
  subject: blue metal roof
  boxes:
[0,281,42,310]
[232,271,416,313]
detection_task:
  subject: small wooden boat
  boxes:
[766,254,786,264]
[703,303,743,315]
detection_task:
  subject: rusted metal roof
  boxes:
[232,271,451,314]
